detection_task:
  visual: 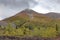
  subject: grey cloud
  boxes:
[38,0,60,12]
[0,0,38,8]
[0,0,38,20]
[0,0,60,20]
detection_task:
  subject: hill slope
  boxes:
[44,12,60,19]
[0,9,60,38]
[2,9,52,22]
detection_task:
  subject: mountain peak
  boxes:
[24,9,33,11]
[21,9,35,13]
[21,9,35,19]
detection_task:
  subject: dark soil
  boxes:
[0,36,59,40]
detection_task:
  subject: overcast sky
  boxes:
[0,0,60,20]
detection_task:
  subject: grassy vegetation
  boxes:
[1,12,60,38]
[0,18,60,38]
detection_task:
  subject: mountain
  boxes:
[1,9,60,27]
[2,9,51,22]
[2,9,60,22]
[44,12,60,19]
[0,9,60,38]
[0,9,53,27]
